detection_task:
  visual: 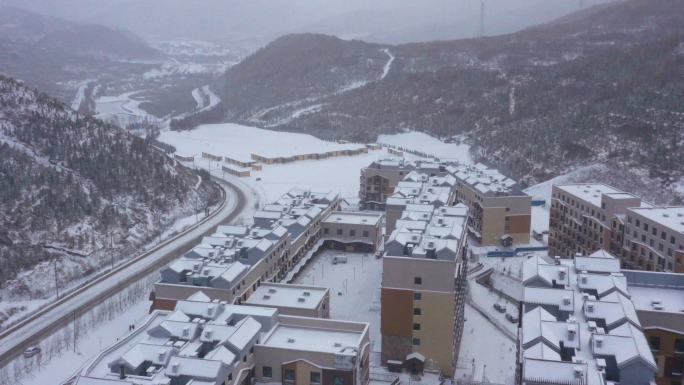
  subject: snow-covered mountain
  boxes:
[176,0,684,201]
[0,75,220,300]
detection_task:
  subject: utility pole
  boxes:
[53,259,60,299]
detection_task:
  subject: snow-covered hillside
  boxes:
[0,76,219,308]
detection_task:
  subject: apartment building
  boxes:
[74,292,369,385]
[244,282,330,318]
[549,184,684,273]
[381,203,469,377]
[622,207,684,273]
[384,171,457,235]
[153,189,341,310]
[549,184,642,258]
[321,211,383,252]
[624,270,684,385]
[516,252,657,385]
[359,159,447,210]
[448,163,531,246]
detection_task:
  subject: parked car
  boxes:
[23,346,41,358]
[493,303,506,313]
[506,313,519,323]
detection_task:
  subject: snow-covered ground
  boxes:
[379,49,395,80]
[456,304,516,385]
[159,123,387,203]
[377,132,472,164]
[143,59,231,80]
[292,250,382,365]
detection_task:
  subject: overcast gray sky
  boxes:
[5,0,615,45]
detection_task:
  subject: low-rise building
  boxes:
[74,292,370,385]
[321,211,383,252]
[153,189,340,310]
[244,283,330,318]
[381,203,469,377]
[448,163,531,246]
[624,270,684,385]
[516,251,657,385]
[359,159,447,211]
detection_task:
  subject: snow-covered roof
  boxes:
[450,163,523,197]
[627,206,684,233]
[245,283,327,310]
[555,184,631,208]
[262,324,361,354]
[574,250,621,274]
[522,255,570,287]
[323,211,382,226]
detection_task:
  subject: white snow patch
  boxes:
[377,131,472,164]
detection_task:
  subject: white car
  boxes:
[23,346,41,358]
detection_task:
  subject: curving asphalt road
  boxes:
[0,177,250,368]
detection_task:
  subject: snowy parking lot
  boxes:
[292,250,382,364]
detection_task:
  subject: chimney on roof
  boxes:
[171,362,179,374]
[158,350,166,363]
[182,326,190,337]
[573,367,583,379]
[595,336,604,348]
[119,365,126,380]
[586,303,595,313]
[558,270,566,280]
[297,297,305,303]
[554,256,561,265]
[567,325,576,340]
[207,305,215,316]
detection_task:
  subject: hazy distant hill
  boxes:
[0,6,162,101]
[175,0,684,198]
[0,75,219,297]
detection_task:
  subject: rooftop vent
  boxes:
[573,367,583,379]
[559,271,567,280]
[171,362,179,374]
[587,303,595,313]
[563,296,572,306]
[203,269,210,276]
[204,329,213,339]
[677,213,683,217]
[581,275,588,284]
[182,326,190,337]
[262,294,271,300]
[567,326,576,340]
[334,342,342,347]
[287,338,296,343]
[268,288,277,293]
[303,291,311,297]
[297,297,306,303]
[663,213,670,218]
[158,350,166,363]
[207,305,215,316]
[595,336,604,348]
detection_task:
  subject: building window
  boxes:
[414,292,422,300]
[413,323,421,331]
[333,376,344,385]
[363,230,369,237]
[412,338,421,346]
[414,277,422,285]
[310,372,321,385]
[324,228,329,234]
[337,229,343,236]
[263,366,272,378]
[284,369,295,383]
[649,336,661,352]
[675,338,684,354]
[350,229,356,237]
[413,308,422,315]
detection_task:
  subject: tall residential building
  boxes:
[624,270,684,385]
[549,184,642,258]
[516,252,657,385]
[381,203,469,377]
[549,184,684,273]
[448,163,531,246]
[622,207,684,272]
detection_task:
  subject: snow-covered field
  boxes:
[159,123,389,202]
[377,132,472,164]
[292,250,382,364]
